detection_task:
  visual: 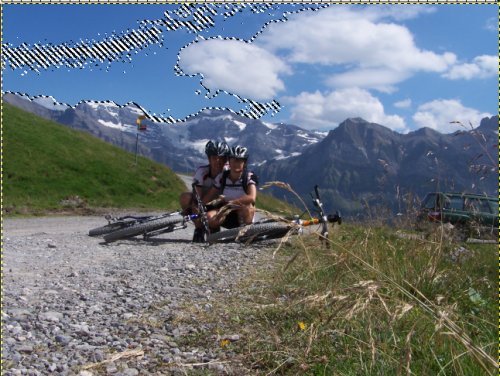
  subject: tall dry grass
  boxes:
[201,183,497,375]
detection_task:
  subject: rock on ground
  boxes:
[3,215,274,375]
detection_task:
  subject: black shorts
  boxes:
[221,211,240,229]
[206,202,224,212]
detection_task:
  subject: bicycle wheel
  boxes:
[103,215,184,242]
[207,222,292,243]
[89,222,132,237]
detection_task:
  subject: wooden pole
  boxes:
[134,132,139,165]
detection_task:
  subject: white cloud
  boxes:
[284,87,407,132]
[442,55,497,80]
[256,7,456,91]
[178,39,290,100]
[412,99,492,133]
[485,16,497,32]
[394,98,412,109]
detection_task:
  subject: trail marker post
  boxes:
[135,115,147,165]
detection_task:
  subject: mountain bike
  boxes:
[207,185,341,244]
[89,183,211,243]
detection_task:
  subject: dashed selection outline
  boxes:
[2,3,329,123]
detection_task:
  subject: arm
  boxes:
[202,171,224,205]
[202,186,222,205]
[194,185,204,201]
[192,167,204,201]
[228,184,257,206]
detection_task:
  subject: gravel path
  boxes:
[2,214,275,375]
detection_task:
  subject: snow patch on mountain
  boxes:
[207,113,234,122]
[87,102,119,112]
[33,96,69,111]
[186,139,211,154]
[263,121,278,130]
[275,151,301,160]
[233,120,246,131]
[97,119,135,131]
[126,105,147,116]
[297,130,322,144]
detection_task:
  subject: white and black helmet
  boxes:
[229,145,249,160]
[205,140,230,157]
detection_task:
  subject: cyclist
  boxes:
[179,140,229,242]
[205,145,258,232]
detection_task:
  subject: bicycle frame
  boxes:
[93,183,211,242]
[291,185,341,238]
[190,182,211,241]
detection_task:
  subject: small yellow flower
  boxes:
[220,339,230,348]
[297,321,306,331]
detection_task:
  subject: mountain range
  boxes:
[259,116,498,215]
[4,92,498,215]
[3,93,324,173]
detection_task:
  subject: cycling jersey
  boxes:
[193,164,229,197]
[213,170,256,201]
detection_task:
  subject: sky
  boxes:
[2,3,498,133]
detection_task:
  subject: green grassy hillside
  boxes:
[3,103,299,217]
[256,191,300,216]
[3,103,186,215]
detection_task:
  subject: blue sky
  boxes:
[2,3,498,133]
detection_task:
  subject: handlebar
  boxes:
[314,185,321,200]
[311,185,324,212]
[309,185,342,225]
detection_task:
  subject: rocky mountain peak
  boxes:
[477,115,498,134]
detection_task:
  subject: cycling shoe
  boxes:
[192,228,206,243]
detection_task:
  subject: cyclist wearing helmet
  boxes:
[179,140,229,242]
[205,145,258,231]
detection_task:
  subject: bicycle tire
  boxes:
[89,222,132,237]
[103,215,184,242]
[207,222,292,243]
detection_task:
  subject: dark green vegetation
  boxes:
[179,224,497,375]
[3,103,186,215]
[256,192,300,217]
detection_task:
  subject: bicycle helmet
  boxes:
[229,145,249,160]
[205,140,230,157]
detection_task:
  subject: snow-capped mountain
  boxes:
[4,92,325,172]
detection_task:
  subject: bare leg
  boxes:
[237,205,255,225]
[207,210,220,231]
[179,192,193,213]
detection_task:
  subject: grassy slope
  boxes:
[3,103,186,214]
[3,103,298,216]
[256,190,300,216]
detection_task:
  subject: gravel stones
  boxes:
[3,215,273,375]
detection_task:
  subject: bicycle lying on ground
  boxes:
[89,183,211,243]
[206,185,341,244]
[90,184,341,244]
